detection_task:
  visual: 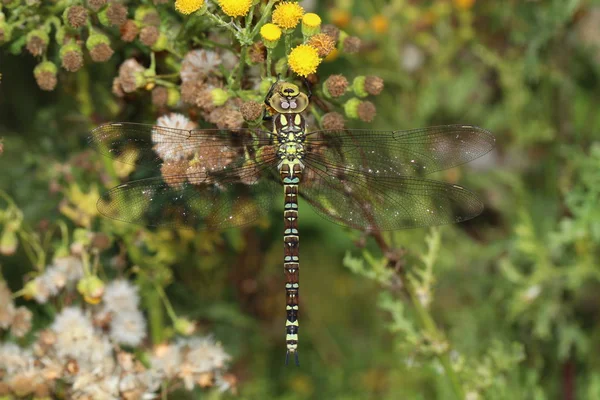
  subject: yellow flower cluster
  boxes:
[218,0,253,17]
[175,0,205,15]
[272,1,304,29]
[288,44,321,77]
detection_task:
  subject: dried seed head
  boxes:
[89,42,114,62]
[249,41,266,64]
[106,3,128,26]
[324,74,348,98]
[365,75,384,95]
[321,112,345,130]
[34,61,58,91]
[118,58,146,93]
[140,25,159,46]
[135,6,161,26]
[60,42,84,72]
[26,30,49,56]
[152,86,168,107]
[208,107,244,130]
[307,33,336,57]
[343,36,361,53]
[357,100,376,122]
[65,5,88,28]
[181,80,203,105]
[120,19,139,42]
[10,306,32,337]
[195,88,217,112]
[87,0,107,11]
[321,24,340,42]
[161,160,188,188]
[112,77,125,97]
[240,100,263,122]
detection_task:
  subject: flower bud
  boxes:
[86,31,114,62]
[352,76,368,98]
[343,98,361,119]
[63,5,89,29]
[174,317,195,335]
[59,42,84,72]
[260,23,281,49]
[34,61,58,91]
[77,275,105,305]
[26,29,49,56]
[210,88,230,106]
[301,13,321,37]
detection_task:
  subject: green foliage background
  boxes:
[1,0,600,399]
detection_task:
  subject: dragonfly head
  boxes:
[267,82,309,114]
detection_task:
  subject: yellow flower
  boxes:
[260,23,282,42]
[370,15,389,34]
[218,0,253,17]
[302,13,321,28]
[175,0,205,15]
[272,1,304,30]
[288,44,321,77]
[453,0,475,9]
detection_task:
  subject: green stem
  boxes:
[154,281,178,323]
[248,0,277,39]
[206,12,238,36]
[404,277,465,399]
[285,33,292,59]
[234,45,247,90]
[266,48,273,78]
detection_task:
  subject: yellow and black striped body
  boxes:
[275,112,306,365]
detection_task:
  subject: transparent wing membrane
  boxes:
[90,122,493,232]
[306,125,495,177]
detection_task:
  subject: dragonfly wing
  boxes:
[98,166,281,230]
[89,122,272,170]
[300,160,484,231]
[305,125,495,177]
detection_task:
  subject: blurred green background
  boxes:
[1,0,600,399]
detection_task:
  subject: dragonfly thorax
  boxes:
[275,113,307,165]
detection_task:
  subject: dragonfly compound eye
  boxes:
[281,101,290,109]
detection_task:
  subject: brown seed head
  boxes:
[143,11,161,26]
[249,42,266,64]
[67,5,89,28]
[26,35,47,57]
[34,71,57,91]
[365,76,384,95]
[321,112,345,130]
[120,19,139,42]
[357,101,376,122]
[325,74,349,98]
[140,25,159,46]
[118,58,145,93]
[208,107,244,130]
[240,100,263,121]
[181,80,204,105]
[62,50,84,72]
[8,373,36,397]
[107,3,128,26]
[112,77,125,97]
[152,86,168,107]
[343,36,361,53]
[88,0,107,11]
[161,160,188,188]
[10,307,32,337]
[89,42,114,62]
[308,33,336,57]
[196,88,217,112]
[321,24,340,42]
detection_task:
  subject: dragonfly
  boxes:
[90,81,495,366]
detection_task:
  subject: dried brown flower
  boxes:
[140,25,159,46]
[121,19,139,42]
[308,33,336,57]
[196,88,217,112]
[112,77,125,97]
[10,306,32,337]
[8,373,36,397]
[143,11,161,27]
[240,100,263,121]
[186,139,236,185]
[322,112,345,130]
[0,281,14,328]
[343,36,361,53]
[88,0,107,11]
[321,24,340,42]
[181,80,203,104]
[357,101,376,122]
[66,5,88,28]
[89,42,114,62]
[208,107,244,130]
[152,86,168,107]
[107,3,128,26]
[324,74,349,98]
[26,34,47,57]
[161,160,188,188]
[61,49,84,72]
[34,70,57,91]
[249,42,266,64]
[365,76,384,95]
[118,58,145,93]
